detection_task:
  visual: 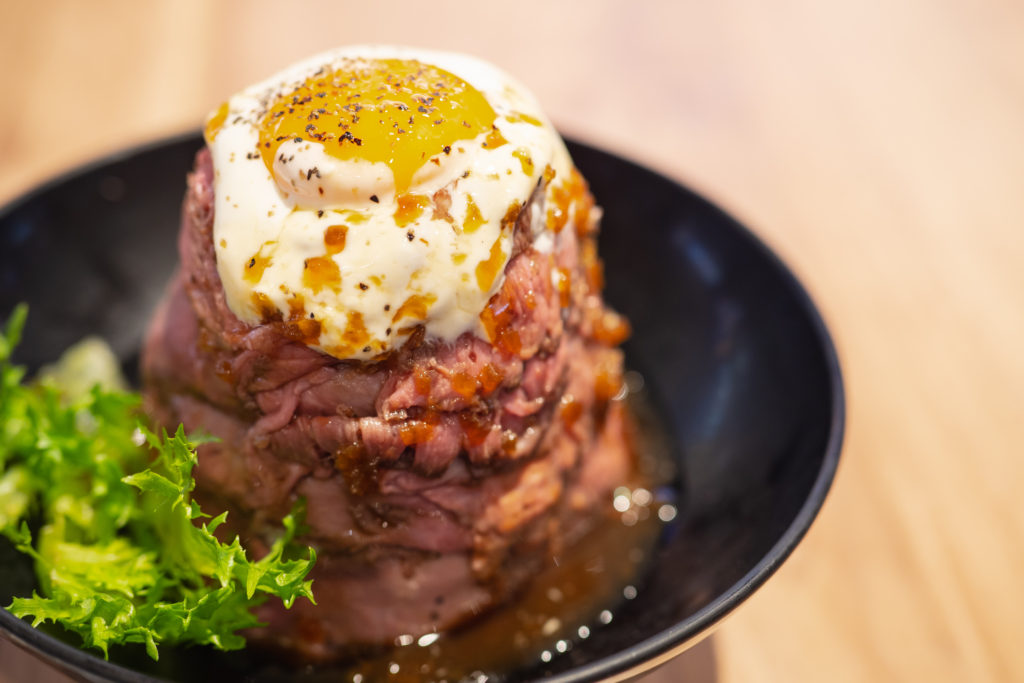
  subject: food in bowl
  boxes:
[141,46,637,660]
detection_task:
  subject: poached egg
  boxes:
[203,46,573,360]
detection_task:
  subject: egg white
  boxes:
[208,46,573,359]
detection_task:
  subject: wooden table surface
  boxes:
[2,1,1022,681]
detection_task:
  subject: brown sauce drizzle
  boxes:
[398,411,440,446]
[474,238,506,292]
[450,370,478,398]
[554,266,572,308]
[581,239,604,293]
[546,168,589,234]
[281,317,321,346]
[479,297,521,356]
[462,195,485,233]
[483,126,508,149]
[558,394,583,428]
[594,358,624,404]
[592,310,632,347]
[214,358,232,383]
[413,364,432,396]
[303,256,342,294]
[333,442,379,496]
[324,225,348,255]
[392,294,437,324]
[244,244,275,284]
[523,288,537,311]
[457,412,492,447]
[330,311,371,357]
[500,201,521,231]
[314,383,674,682]
[477,363,503,394]
[512,148,534,176]
[394,193,431,227]
[500,429,518,455]
[251,292,282,321]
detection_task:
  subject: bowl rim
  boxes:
[0,131,845,683]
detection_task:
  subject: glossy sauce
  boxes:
[324,225,348,255]
[244,244,274,284]
[474,238,506,292]
[313,381,676,682]
[462,196,485,233]
[303,256,342,294]
[392,294,437,324]
[479,298,521,357]
[512,148,535,176]
[483,126,509,150]
[331,311,372,357]
[393,194,430,228]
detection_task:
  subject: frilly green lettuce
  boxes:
[0,305,316,660]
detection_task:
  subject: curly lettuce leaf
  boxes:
[0,305,315,660]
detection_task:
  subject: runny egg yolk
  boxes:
[257,59,497,194]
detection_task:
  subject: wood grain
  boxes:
[2,1,1023,681]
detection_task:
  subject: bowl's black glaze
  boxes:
[0,134,843,683]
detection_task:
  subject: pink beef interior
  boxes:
[142,148,634,659]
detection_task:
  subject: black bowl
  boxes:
[0,133,843,682]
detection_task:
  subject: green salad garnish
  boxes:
[0,305,316,660]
